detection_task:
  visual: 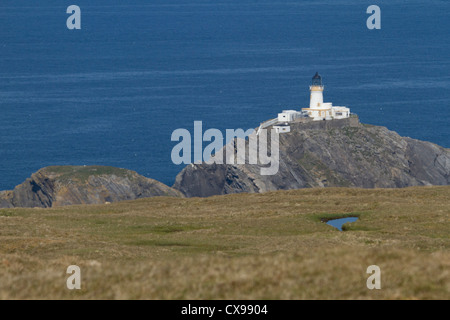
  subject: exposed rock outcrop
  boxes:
[0,166,183,208]
[173,117,450,197]
[2,118,448,206]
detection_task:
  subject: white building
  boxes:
[331,106,351,119]
[278,110,302,122]
[271,73,351,134]
[301,72,350,121]
[273,124,291,133]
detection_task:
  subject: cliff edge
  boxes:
[173,117,450,197]
[0,166,183,208]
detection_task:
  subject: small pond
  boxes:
[326,217,359,231]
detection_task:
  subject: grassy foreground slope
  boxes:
[0,186,448,299]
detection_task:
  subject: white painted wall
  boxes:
[309,86,324,108]
[278,110,302,122]
[274,125,291,133]
[331,106,350,119]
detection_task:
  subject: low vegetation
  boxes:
[0,186,448,299]
[43,166,134,183]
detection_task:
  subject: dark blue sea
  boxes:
[0,0,449,190]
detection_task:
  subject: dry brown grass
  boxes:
[0,186,449,299]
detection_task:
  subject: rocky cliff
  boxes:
[173,117,450,197]
[0,166,183,208]
[2,118,449,206]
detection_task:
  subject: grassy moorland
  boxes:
[0,186,448,300]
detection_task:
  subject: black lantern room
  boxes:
[311,72,323,86]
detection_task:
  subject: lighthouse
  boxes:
[305,72,332,120]
[274,72,351,127]
[310,72,324,108]
[301,72,350,121]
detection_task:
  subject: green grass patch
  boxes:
[0,210,18,217]
[128,224,206,234]
[43,165,133,183]
[1,186,449,299]
[342,224,375,232]
[125,239,238,254]
[127,239,192,247]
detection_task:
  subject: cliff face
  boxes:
[173,117,450,197]
[0,166,183,208]
[2,118,448,206]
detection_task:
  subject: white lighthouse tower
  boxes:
[301,72,350,121]
[304,72,332,120]
[310,72,324,108]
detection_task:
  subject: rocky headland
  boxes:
[0,166,182,208]
[1,117,449,207]
[173,117,450,197]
